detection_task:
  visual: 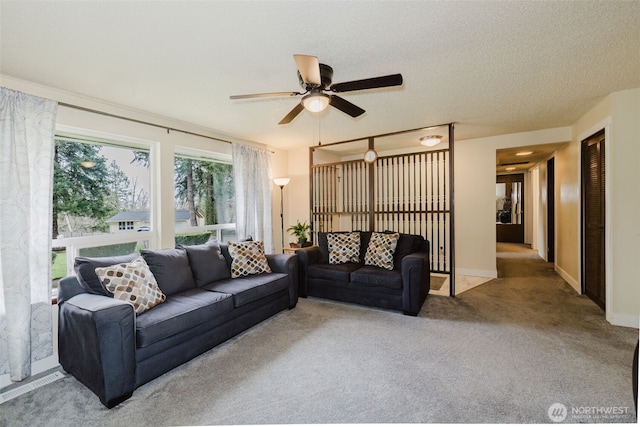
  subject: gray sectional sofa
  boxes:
[57,240,298,408]
[295,231,430,316]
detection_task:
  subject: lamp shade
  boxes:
[301,92,330,113]
[273,177,290,187]
[420,135,442,147]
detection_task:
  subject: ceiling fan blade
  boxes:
[230,91,300,100]
[331,73,403,93]
[278,102,305,125]
[293,54,321,86]
[329,95,365,118]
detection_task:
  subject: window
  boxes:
[53,136,151,238]
[52,136,152,295]
[173,152,236,244]
[118,221,134,230]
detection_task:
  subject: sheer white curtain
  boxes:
[0,88,57,381]
[231,143,273,253]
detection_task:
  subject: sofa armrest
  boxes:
[58,292,136,408]
[57,275,89,305]
[294,246,321,297]
[400,252,431,316]
[266,253,299,308]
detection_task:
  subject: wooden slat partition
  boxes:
[310,149,451,274]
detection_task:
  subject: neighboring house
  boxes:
[106,210,203,233]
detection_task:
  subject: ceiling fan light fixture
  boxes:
[420,135,442,147]
[302,92,330,113]
[80,160,96,168]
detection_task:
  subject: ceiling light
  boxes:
[505,166,516,171]
[516,151,533,156]
[301,92,330,113]
[80,160,96,168]
[420,135,442,147]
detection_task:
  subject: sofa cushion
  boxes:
[140,248,196,296]
[227,240,271,278]
[393,233,424,270]
[74,252,139,296]
[201,273,288,307]
[350,265,403,290]
[327,232,360,264]
[135,288,234,348]
[95,256,166,315]
[308,262,361,282]
[178,240,230,286]
[364,232,399,270]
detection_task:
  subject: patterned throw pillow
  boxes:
[227,240,272,278]
[95,257,166,315]
[327,232,361,264]
[365,232,400,270]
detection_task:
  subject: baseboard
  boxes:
[609,313,640,329]
[455,268,498,278]
[555,264,580,293]
[0,356,60,389]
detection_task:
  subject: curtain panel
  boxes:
[231,143,273,253]
[0,87,57,381]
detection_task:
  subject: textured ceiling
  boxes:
[1,1,639,151]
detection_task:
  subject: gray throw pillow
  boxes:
[178,240,230,286]
[140,248,196,296]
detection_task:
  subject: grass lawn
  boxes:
[52,251,67,280]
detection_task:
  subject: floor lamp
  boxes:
[273,177,290,253]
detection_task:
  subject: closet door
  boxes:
[581,130,605,310]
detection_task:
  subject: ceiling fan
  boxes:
[230,54,403,125]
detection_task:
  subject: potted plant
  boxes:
[287,220,311,247]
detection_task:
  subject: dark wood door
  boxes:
[547,158,555,262]
[496,174,524,243]
[581,130,606,310]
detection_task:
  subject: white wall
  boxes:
[607,89,640,327]
[454,127,573,278]
[569,88,640,327]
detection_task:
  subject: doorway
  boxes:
[496,174,524,243]
[581,130,606,310]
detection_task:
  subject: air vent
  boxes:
[0,371,64,404]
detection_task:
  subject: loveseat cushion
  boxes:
[201,273,288,307]
[327,232,361,264]
[364,232,399,270]
[350,265,403,290]
[393,234,425,270]
[140,248,196,296]
[308,262,362,282]
[178,240,230,286]
[74,252,139,296]
[135,288,233,348]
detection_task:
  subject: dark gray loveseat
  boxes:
[57,240,298,408]
[295,231,430,316]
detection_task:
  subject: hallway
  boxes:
[423,241,638,422]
